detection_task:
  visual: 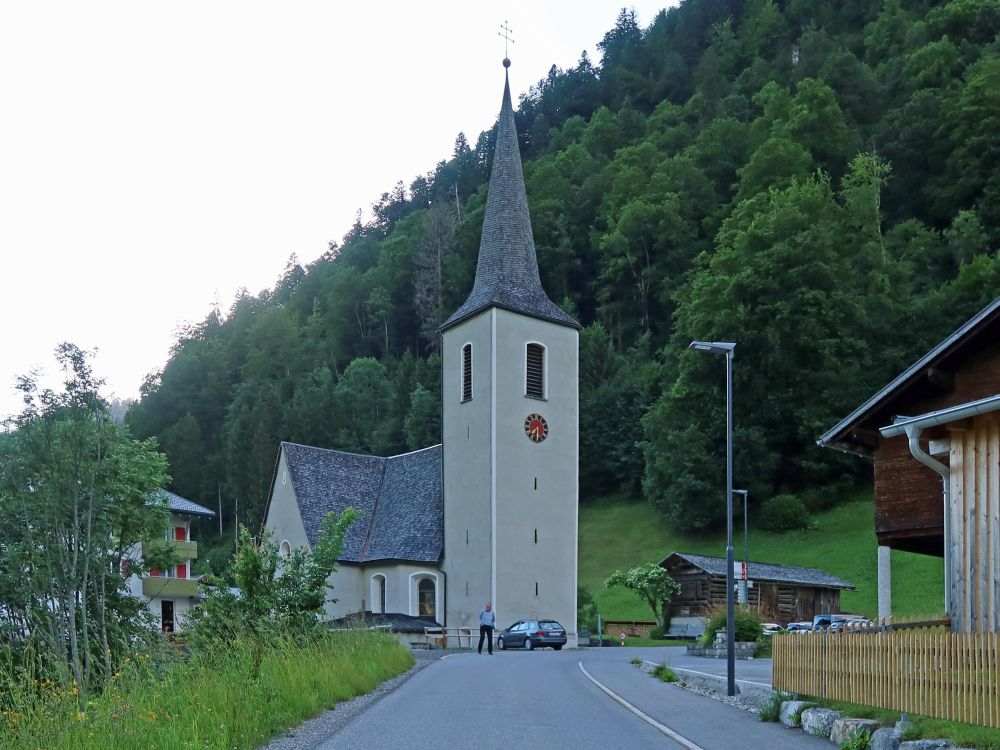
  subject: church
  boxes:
[264,60,580,646]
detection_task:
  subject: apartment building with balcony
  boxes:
[125,490,216,632]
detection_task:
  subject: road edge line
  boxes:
[577,661,705,750]
[641,661,772,690]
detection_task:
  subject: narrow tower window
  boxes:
[525,343,545,399]
[462,343,473,402]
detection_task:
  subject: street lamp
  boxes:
[689,340,737,697]
[734,489,749,606]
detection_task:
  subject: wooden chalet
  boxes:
[660,552,854,625]
[819,296,1000,633]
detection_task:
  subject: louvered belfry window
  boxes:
[461,343,473,402]
[526,343,545,399]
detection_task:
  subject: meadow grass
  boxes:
[579,492,944,621]
[0,630,413,750]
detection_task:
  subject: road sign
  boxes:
[734,561,747,580]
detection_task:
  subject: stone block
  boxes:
[898,741,954,750]
[871,727,902,750]
[800,707,843,738]
[779,700,808,728]
[830,718,883,746]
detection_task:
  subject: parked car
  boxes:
[812,614,871,633]
[761,623,784,636]
[497,619,567,651]
[785,621,813,634]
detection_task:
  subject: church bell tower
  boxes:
[440,59,580,645]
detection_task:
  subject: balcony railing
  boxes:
[142,576,199,598]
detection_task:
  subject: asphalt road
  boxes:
[316,646,828,750]
[638,645,775,687]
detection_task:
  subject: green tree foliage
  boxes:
[118,0,999,543]
[699,605,764,646]
[0,344,169,699]
[605,563,680,627]
[187,509,356,678]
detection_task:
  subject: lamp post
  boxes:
[734,489,748,605]
[689,340,736,697]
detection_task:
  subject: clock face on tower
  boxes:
[524,413,549,443]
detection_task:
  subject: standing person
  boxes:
[478,602,495,655]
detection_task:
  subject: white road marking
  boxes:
[642,661,772,689]
[577,661,706,750]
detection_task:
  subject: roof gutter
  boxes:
[878,393,1000,619]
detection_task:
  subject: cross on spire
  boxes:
[498,21,514,61]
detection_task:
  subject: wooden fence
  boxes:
[772,626,1000,728]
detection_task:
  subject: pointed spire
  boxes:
[440,62,579,332]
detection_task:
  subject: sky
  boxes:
[0,1,677,422]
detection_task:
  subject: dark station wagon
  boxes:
[497,619,567,651]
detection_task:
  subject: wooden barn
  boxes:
[660,552,854,625]
[819,296,1000,633]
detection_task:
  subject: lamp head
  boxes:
[689,340,736,354]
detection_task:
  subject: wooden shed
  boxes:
[660,552,854,625]
[819,296,1000,633]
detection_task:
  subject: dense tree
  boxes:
[0,345,169,699]
[116,0,1000,545]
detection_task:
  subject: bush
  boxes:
[651,664,678,683]
[760,494,811,532]
[759,692,791,722]
[648,625,666,640]
[839,727,871,750]
[698,605,764,646]
[577,586,599,634]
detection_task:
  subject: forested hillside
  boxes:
[127,0,1000,547]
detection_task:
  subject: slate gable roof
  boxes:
[661,552,855,590]
[281,441,442,564]
[152,490,216,518]
[440,67,579,332]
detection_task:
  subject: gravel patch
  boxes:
[637,660,763,713]
[259,649,443,750]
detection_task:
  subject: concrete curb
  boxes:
[641,660,774,709]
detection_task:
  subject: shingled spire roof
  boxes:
[440,61,580,332]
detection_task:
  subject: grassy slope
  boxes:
[579,493,944,622]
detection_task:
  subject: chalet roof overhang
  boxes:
[150,489,216,518]
[660,551,855,590]
[880,393,1000,439]
[818,296,1000,457]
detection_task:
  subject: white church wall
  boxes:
[324,565,364,620]
[492,309,578,644]
[263,451,311,552]
[441,312,495,629]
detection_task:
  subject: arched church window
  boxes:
[279,541,291,558]
[525,343,545,399]
[462,343,473,402]
[371,574,386,614]
[418,578,436,619]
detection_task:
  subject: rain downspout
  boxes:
[883,394,1000,623]
[901,424,950,617]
